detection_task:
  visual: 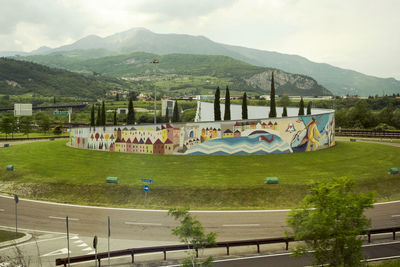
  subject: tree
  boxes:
[165,105,169,122]
[298,97,305,116]
[19,116,32,138]
[172,101,180,122]
[282,105,288,117]
[53,124,63,135]
[96,106,101,126]
[242,92,248,120]
[116,93,119,101]
[90,105,95,127]
[214,87,221,121]
[101,101,106,126]
[287,177,374,267]
[168,208,216,267]
[224,86,231,120]
[113,110,117,126]
[0,116,13,139]
[269,72,277,118]
[279,94,291,108]
[36,113,50,134]
[307,101,312,115]
[127,97,135,125]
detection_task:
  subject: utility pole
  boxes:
[14,194,18,235]
[151,59,159,124]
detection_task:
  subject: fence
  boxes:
[336,129,400,138]
[56,226,400,266]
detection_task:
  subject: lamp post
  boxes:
[14,194,18,235]
[151,59,159,124]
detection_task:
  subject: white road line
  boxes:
[82,247,92,251]
[74,240,84,244]
[49,216,79,221]
[222,224,260,227]
[77,243,88,247]
[0,209,4,212]
[391,214,400,217]
[1,193,400,213]
[0,236,68,252]
[124,222,162,226]
[0,225,76,235]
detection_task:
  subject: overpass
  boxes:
[0,103,88,112]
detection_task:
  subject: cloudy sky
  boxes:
[1,0,399,79]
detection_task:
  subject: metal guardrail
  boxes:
[55,227,400,266]
[0,136,69,142]
[336,129,400,138]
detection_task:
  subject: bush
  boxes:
[53,125,63,135]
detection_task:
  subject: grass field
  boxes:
[0,230,24,243]
[0,140,399,209]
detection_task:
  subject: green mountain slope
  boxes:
[19,28,398,96]
[23,52,331,96]
[0,58,125,97]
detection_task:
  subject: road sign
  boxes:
[141,179,153,183]
[144,185,149,192]
[54,111,69,116]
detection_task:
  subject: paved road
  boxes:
[2,195,400,242]
[212,241,400,267]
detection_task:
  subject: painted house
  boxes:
[153,139,164,154]
[223,129,234,138]
[138,138,145,153]
[234,130,241,137]
[164,139,174,154]
[166,124,174,141]
[132,137,139,153]
[145,138,153,154]
[126,138,132,153]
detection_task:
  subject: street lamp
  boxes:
[151,59,159,124]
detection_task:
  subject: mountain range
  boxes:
[3,28,400,96]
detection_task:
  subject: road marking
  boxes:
[0,225,76,235]
[222,224,260,227]
[41,248,70,257]
[82,247,92,251]
[0,209,4,212]
[74,240,84,244]
[49,216,79,221]
[391,214,400,217]
[124,222,162,226]
[77,243,88,247]
[70,235,80,240]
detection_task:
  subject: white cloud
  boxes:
[0,0,398,79]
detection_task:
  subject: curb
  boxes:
[0,232,32,249]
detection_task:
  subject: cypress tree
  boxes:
[90,104,95,126]
[214,87,221,121]
[127,97,135,124]
[165,105,169,122]
[242,92,248,119]
[282,105,288,117]
[269,72,277,118]
[224,86,231,120]
[172,101,179,122]
[113,110,117,125]
[298,97,305,116]
[307,101,312,115]
[96,106,101,126]
[101,101,106,126]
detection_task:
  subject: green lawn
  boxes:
[369,259,400,266]
[0,132,68,139]
[0,140,399,209]
[0,230,24,243]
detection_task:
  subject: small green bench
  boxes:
[390,168,399,174]
[265,177,279,184]
[106,177,118,184]
[6,165,14,171]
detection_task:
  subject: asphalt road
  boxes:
[2,195,400,242]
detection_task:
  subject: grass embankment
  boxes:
[369,260,400,266]
[0,132,68,140]
[0,140,399,209]
[0,230,24,243]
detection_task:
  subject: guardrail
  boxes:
[55,226,400,266]
[0,136,69,142]
[336,129,400,138]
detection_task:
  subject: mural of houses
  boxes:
[234,130,241,137]
[223,129,234,138]
[138,138,145,153]
[164,139,174,154]
[132,137,139,153]
[145,138,153,154]
[153,139,164,154]
[126,138,132,153]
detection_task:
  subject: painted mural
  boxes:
[70,112,335,155]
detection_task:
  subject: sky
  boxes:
[0,0,399,80]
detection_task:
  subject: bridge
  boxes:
[0,103,88,112]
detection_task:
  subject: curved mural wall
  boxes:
[70,111,335,155]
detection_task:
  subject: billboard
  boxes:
[14,104,32,116]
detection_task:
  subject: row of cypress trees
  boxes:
[213,72,312,121]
